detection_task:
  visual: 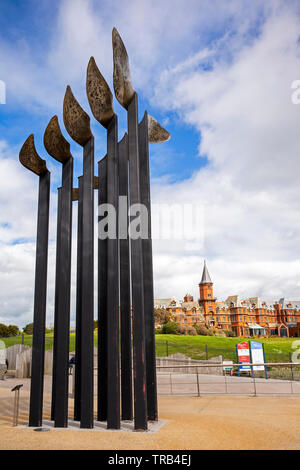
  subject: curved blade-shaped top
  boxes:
[19,134,48,176]
[86,57,114,129]
[148,115,171,143]
[44,115,72,163]
[63,86,93,146]
[112,27,135,109]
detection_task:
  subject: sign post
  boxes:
[236,341,251,375]
[250,340,267,379]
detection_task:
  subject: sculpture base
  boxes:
[23,419,166,433]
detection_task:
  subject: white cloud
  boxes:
[151,6,300,303]
[2,1,300,326]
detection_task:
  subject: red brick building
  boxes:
[154,261,300,337]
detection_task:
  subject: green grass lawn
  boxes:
[1,333,296,362]
[154,334,295,362]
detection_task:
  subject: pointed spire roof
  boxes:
[200,260,212,284]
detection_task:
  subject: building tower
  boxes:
[199,261,216,327]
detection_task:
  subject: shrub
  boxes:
[162,322,180,335]
[155,328,163,334]
[193,324,210,336]
[186,326,197,336]
[214,329,226,337]
[207,328,215,336]
[179,325,188,335]
[225,330,235,337]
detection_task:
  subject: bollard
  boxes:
[196,371,200,397]
[11,384,23,426]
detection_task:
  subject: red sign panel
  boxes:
[237,341,250,364]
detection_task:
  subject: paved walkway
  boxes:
[158,372,300,396]
[1,380,300,449]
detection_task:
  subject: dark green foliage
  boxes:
[23,323,34,335]
[162,322,180,335]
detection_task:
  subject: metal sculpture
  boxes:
[19,27,170,431]
[19,135,50,427]
[44,116,73,428]
[64,86,95,429]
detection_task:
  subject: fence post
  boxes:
[252,365,257,397]
[205,344,208,360]
[166,341,168,357]
[22,334,24,345]
[170,372,172,395]
[290,353,294,382]
[196,369,200,397]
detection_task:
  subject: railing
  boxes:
[156,362,300,397]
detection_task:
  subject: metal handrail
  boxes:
[157,362,300,368]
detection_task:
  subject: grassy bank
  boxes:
[1,333,296,362]
[155,335,295,362]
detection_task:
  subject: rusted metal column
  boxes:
[44,116,73,427]
[74,176,83,421]
[118,133,133,421]
[80,136,94,428]
[98,156,108,421]
[138,112,157,421]
[128,93,148,430]
[19,134,50,428]
[63,86,94,429]
[106,114,120,429]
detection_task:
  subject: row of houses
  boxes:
[154,261,300,337]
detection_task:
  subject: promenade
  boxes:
[0,377,300,449]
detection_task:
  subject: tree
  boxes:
[0,324,9,337]
[154,308,171,326]
[23,323,34,335]
[7,325,19,336]
[162,322,180,335]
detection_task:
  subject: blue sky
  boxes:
[0,0,222,190]
[2,0,300,326]
[0,0,268,186]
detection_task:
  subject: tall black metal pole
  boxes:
[29,170,50,427]
[128,93,148,430]
[52,157,73,428]
[74,176,83,421]
[80,136,94,429]
[51,188,62,421]
[138,113,158,421]
[98,156,108,421]
[119,133,133,421]
[106,115,120,429]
